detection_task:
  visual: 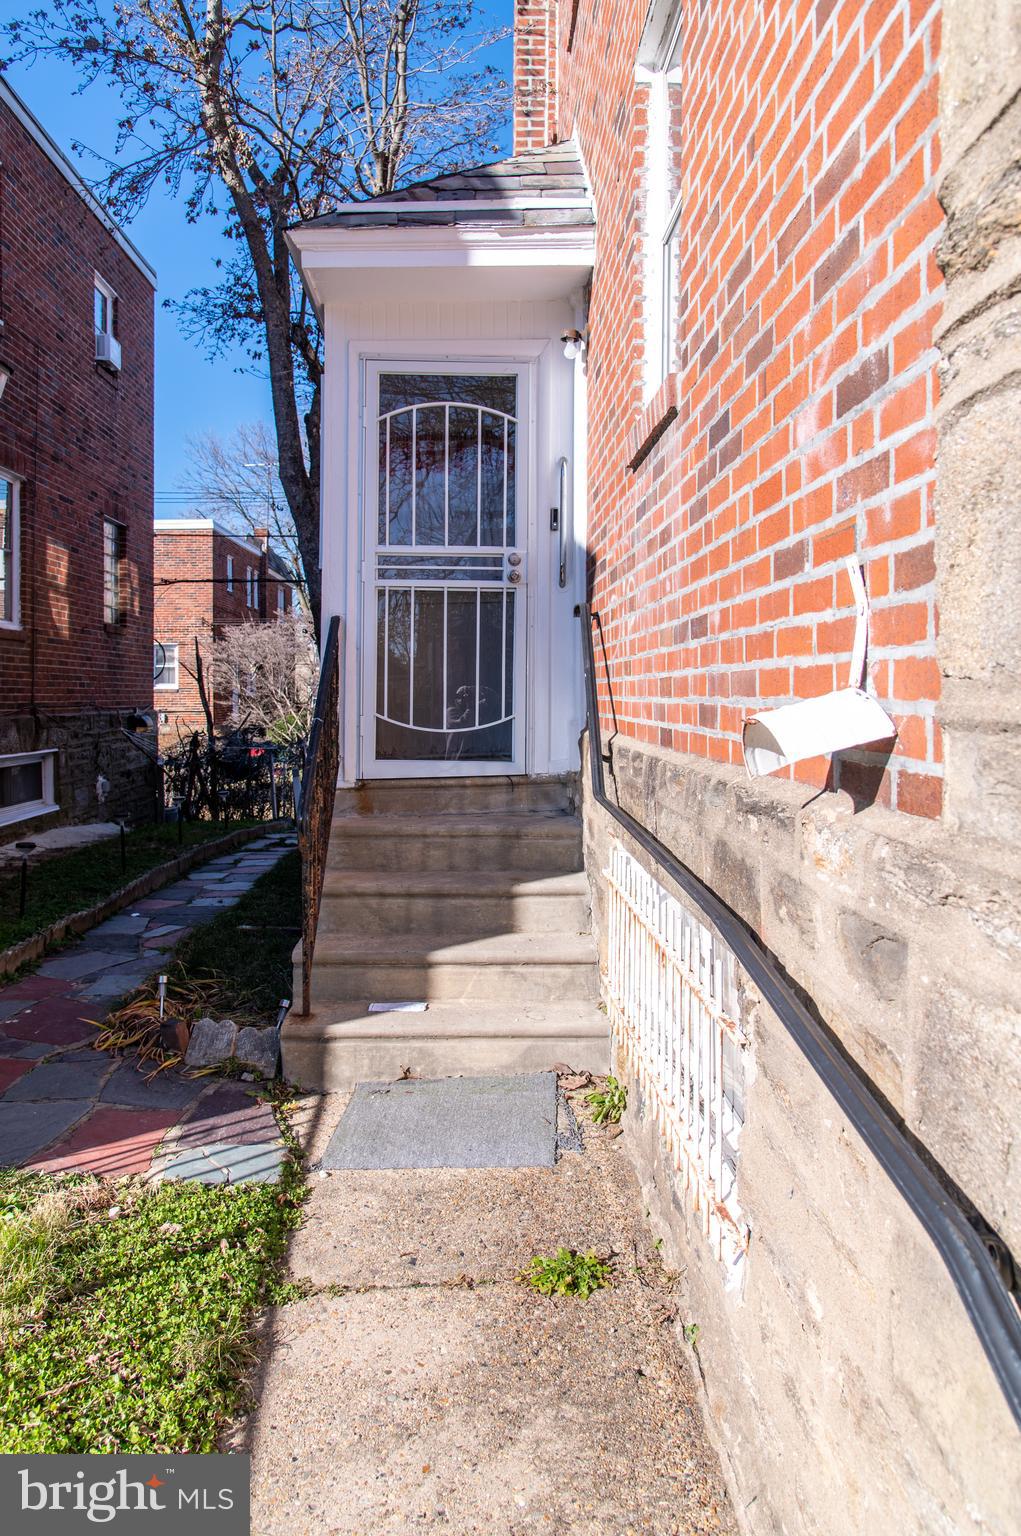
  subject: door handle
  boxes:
[552,456,568,588]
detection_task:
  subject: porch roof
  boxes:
[287,140,594,308]
[301,140,593,231]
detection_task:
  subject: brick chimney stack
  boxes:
[513,0,557,155]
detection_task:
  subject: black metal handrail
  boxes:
[577,602,1021,1427]
[297,615,341,1016]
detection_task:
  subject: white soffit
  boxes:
[287,224,595,308]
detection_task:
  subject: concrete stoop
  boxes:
[282,776,608,1091]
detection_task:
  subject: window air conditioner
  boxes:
[95,332,122,371]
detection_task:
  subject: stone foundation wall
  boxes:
[581,734,1021,1534]
[0,713,157,837]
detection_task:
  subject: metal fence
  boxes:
[297,616,341,1015]
[605,841,750,1282]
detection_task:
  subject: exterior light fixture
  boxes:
[561,327,586,361]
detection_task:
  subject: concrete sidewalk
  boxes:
[234,1089,736,1536]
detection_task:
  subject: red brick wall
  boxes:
[153,526,289,744]
[556,0,943,816]
[514,0,560,153]
[0,93,155,716]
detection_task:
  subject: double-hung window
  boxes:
[640,3,684,390]
[245,566,253,607]
[103,518,127,625]
[154,641,179,689]
[94,275,121,370]
[226,555,234,593]
[0,474,20,628]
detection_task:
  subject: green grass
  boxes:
[0,1159,305,1453]
[0,821,261,954]
[170,850,300,1020]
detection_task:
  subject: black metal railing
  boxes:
[577,602,1021,1428]
[297,615,341,1016]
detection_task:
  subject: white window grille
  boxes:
[605,842,749,1281]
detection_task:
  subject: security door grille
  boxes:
[372,373,524,765]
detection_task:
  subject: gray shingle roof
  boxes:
[303,140,593,231]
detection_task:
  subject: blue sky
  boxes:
[4,6,513,500]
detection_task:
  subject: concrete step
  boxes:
[281,1000,609,1093]
[299,931,600,1005]
[326,812,583,874]
[318,869,591,937]
[340,776,575,816]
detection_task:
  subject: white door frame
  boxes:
[355,345,550,779]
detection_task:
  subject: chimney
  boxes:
[253,526,269,551]
[513,0,557,155]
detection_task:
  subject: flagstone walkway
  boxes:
[0,831,294,1181]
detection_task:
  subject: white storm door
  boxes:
[362,365,529,777]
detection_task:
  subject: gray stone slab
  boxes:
[3,1056,111,1102]
[0,1001,29,1022]
[208,1140,284,1184]
[101,1062,204,1110]
[92,914,149,935]
[75,933,142,955]
[36,950,130,981]
[78,963,160,999]
[0,1100,88,1164]
[158,1148,230,1184]
[0,1036,51,1060]
[235,1026,279,1078]
[321,1073,559,1171]
[185,1017,238,1068]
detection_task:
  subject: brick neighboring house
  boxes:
[0,77,156,835]
[152,517,293,745]
[287,0,1021,1529]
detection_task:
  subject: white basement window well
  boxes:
[0,751,58,828]
[154,641,180,689]
[0,473,21,629]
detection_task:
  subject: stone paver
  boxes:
[32,1106,181,1177]
[3,1057,112,1102]
[0,1100,89,1164]
[0,832,294,1180]
[100,1061,206,1111]
[0,1059,36,1092]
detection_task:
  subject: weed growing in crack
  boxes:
[585,1076,627,1124]
[519,1248,612,1299]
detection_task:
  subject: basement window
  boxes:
[0,751,58,828]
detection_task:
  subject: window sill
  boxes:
[627,372,681,471]
[0,799,59,830]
